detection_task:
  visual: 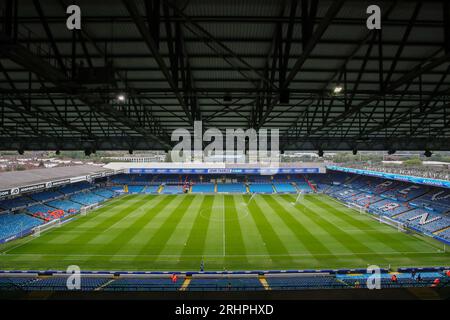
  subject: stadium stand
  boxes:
[20,277,110,291]
[143,185,160,194]
[161,185,184,194]
[191,183,215,193]
[26,204,65,221]
[266,276,346,290]
[273,183,297,193]
[249,184,273,194]
[92,188,115,199]
[410,189,450,214]
[380,183,429,202]
[0,213,42,241]
[29,190,62,202]
[47,199,82,214]
[0,277,37,290]
[369,199,412,217]
[395,209,450,234]
[293,181,313,193]
[127,185,145,193]
[336,272,444,289]
[437,228,450,240]
[187,277,263,291]
[59,182,92,195]
[217,183,247,193]
[0,196,35,211]
[70,192,107,206]
[102,278,183,291]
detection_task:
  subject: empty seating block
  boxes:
[143,185,160,194]
[191,184,215,193]
[161,185,184,194]
[47,199,82,213]
[0,196,35,210]
[0,213,42,241]
[217,184,246,193]
[249,184,273,194]
[274,183,297,193]
[266,276,346,290]
[58,182,91,195]
[92,188,115,198]
[188,278,263,291]
[30,190,62,202]
[21,277,110,291]
[27,204,65,221]
[103,278,182,291]
[70,192,106,206]
[127,185,145,193]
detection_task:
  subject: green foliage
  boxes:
[403,158,422,166]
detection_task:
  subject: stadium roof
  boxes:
[0,164,108,190]
[0,0,449,151]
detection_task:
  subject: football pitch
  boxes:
[0,194,449,271]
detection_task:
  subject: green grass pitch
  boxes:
[0,194,449,271]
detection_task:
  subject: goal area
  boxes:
[377,215,408,232]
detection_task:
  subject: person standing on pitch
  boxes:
[200,260,204,272]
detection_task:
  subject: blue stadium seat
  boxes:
[0,213,42,241]
[188,278,263,291]
[161,185,184,194]
[47,199,82,213]
[266,276,346,290]
[217,183,247,193]
[103,278,182,291]
[29,190,62,202]
[70,192,106,205]
[249,184,273,194]
[191,184,215,193]
[21,277,110,291]
[273,183,297,193]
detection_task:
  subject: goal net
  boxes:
[291,191,303,205]
[33,218,61,237]
[81,204,99,216]
[377,215,407,232]
[247,193,257,205]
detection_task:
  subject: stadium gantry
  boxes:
[0,0,450,152]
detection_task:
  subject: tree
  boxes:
[403,158,422,166]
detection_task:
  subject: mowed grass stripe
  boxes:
[313,195,427,252]
[180,195,214,256]
[224,195,247,261]
[247,197,293,263]
[46,195,149,242]
[135,195,196,258]
[112,195,185,256]
[234,195,272,266]
[261,195,337,258]
[274,195,354,255]
[92,195,178,256]
[291,195,387,265]
[154,195,205,259]
[202,195,226,260]
[26,195,135,241]
[8,195,155,254]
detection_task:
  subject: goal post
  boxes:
[81,204,99,216]
[377,215,407,232]
[291,191,303,205]
[33,218,61,237]
[247,193,257,205]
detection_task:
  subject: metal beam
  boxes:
[123,0,192,125]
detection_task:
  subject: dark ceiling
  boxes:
[0,0,449,151]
